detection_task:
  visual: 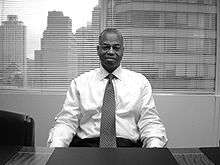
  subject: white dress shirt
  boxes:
[48,65,168,147]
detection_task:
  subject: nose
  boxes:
[108,46,114,55]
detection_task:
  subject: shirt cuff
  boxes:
[49,139,67,148]
[143,137,166,148]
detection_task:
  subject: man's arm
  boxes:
[138,79,168,148]
[47,80,81,147]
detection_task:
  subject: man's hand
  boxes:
[143,137,166,148]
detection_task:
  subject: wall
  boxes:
[0,93,219,148]
[155,94,219,148]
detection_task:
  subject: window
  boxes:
[108,0,217,93]
[0,0,217,94]
[0,0,99,92]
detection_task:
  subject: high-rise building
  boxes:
[100,0,216,92]
[74,5,101,75]
[34,11,76,90]
[0,15,26,87]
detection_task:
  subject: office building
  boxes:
[74,5,101,75]
[100,0,216,92]
[34,11,76,90]
[0,15,26,87]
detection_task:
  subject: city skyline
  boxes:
[0,6,101,89]
[0,0,217,92]
[0,0,99,60]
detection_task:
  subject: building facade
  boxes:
[33,11,76,90]
[100,0,216,93]
[0,15,26,87]
[74,5,101,75]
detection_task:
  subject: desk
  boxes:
[1,146,219,165]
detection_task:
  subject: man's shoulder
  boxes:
[121,68,147,81]
[121,68,152,89]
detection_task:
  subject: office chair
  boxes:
[0,110,35,146]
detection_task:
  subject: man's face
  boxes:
[97,32,124,73]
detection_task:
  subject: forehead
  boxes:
[100,32,122,44]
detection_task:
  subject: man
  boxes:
[48,28,167,148]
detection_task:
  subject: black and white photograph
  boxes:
[0,0,219,164]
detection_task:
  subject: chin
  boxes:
[109,66,118,72]
[102,61,119,71]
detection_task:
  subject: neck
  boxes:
[101,64,118,73]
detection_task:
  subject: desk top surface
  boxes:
[0,146,219,165]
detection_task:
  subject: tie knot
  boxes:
[106,73,115,81]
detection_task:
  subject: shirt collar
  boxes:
[98,64,122,81]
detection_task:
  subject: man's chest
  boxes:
[77,80,142,115]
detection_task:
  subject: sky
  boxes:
[0,0,99,59]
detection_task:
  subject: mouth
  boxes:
[105,58,117,64]
[105,57,116,61]
[106,58,116,60]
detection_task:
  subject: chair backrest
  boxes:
[0,110,35,146]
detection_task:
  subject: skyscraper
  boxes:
[74,5,101,75]
[34,11,76,90]
[0,15,26,87]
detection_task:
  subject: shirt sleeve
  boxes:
[47,79,81,147]
[137,79,168,148]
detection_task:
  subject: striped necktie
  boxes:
[99,73,117,148]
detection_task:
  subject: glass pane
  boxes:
[0,0,99,91]
[0,0,217,93]
[105,0,217,93]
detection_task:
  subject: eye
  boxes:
[100,44,121,51]
[101,45,110,51]
[112,45,121,51]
